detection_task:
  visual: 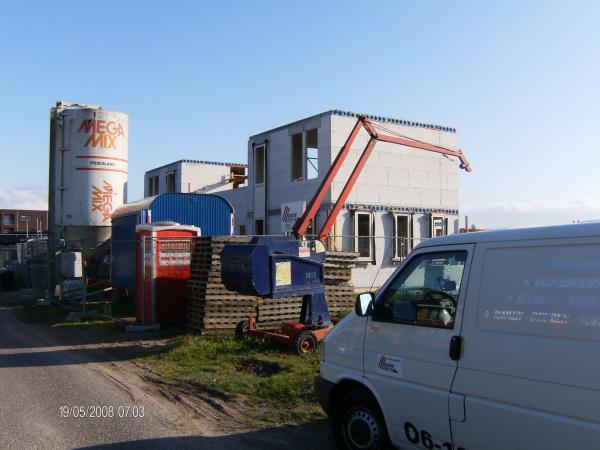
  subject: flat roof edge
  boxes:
[145,159,247,174]
[249,109,457,140]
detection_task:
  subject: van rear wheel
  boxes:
[332,390,389,450]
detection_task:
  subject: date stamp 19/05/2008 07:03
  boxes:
[59,405,145,419]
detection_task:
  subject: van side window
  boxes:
[375,251,467,329]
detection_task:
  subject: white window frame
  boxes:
[305,128,319,180]
[290,128,319,182]
[166,170,176,193]
[354,211,374,261]
[430,214,448,238]
[254,144,266,186]
[393,213,412,261]
[147,175,158,196]
[291,133,304,182]
[254,219,264,235]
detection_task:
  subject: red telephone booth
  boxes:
[136,223,199,326]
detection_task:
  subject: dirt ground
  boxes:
[0,288,336,449]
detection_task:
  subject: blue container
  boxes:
[111,193,233,293]
[220,236,330,327]
[220,236,325,297]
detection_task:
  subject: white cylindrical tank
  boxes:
[50,102,128,228]
[48,102,128,280]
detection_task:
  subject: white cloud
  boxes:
[462,198,600,229]
[0,186,47,210]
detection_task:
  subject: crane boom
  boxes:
[292,116,471,240]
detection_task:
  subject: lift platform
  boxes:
[221,235,333,354]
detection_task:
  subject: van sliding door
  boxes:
[451,239,600,450]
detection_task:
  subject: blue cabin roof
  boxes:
[111,193,233,292]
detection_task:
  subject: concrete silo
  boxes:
[48,101,128,291]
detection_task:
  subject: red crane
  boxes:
[292,115,472,241]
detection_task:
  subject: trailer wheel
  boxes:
[235,320,251,340]
[294,330,317,355]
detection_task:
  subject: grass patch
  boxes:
[19,304,71,325]
[146,334,326,425]
[18,304,117,329]
[51,319,115,328]
[17,293,135,329]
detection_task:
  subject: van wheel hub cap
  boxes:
[345,410,379,449]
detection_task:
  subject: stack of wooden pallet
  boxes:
[186,236,358,333]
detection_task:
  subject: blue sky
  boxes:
[0,1,598,228]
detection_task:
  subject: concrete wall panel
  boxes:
[421,188,441,207]
[244,111,463,285]
[441,189,459,209]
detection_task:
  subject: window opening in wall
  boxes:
[394,214,411,260]
[255,145,265,185]
[230,166,246,188]
[153,176,159,195]
[166,171,176,193]
[3,214,15,225]
[147,177,154,196]
[354,212,373,260]
[306,128,318,180]
[431,215,447,238]
[254,219,264,235]
[291,133,303,181]
[305,219,315,238]
[239,225,246,235]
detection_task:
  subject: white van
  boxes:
[316,223,600,450]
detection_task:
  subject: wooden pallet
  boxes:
[186,236,358,333]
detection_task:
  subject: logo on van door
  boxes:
[377,354,403,375]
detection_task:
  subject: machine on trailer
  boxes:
[221,236,331,354]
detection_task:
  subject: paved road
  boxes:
[0,306,335,449]
[0,306,183,449]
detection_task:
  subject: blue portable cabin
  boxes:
[111,193,233,293]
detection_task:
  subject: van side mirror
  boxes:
[355,292,374,317]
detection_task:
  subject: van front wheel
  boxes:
[332,390,389,450]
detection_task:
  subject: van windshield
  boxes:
[377,251,467,329]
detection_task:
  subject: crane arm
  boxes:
[293,116,472,240]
